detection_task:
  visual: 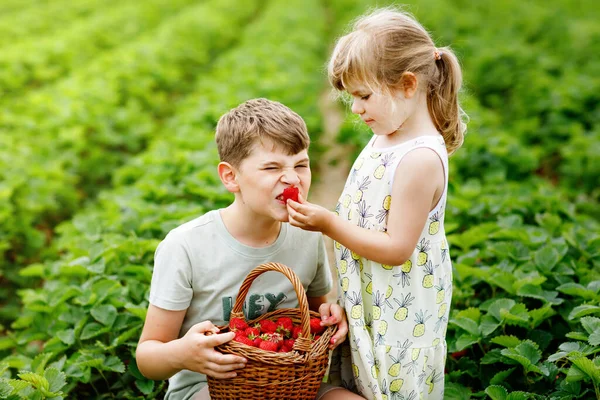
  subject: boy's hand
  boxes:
[318,303,348,350]
[287,194,333,233]
[178,321,247,379]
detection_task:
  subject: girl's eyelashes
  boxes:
[361,94,371,100]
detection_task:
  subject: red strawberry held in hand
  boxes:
[282,186,299,203]
[310,317,325,335]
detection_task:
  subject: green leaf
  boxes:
[487,299,516,321]
[44,368,66,393]
[534,245,560,273]
[486,385,508,400]
[503,304,530,328]
[569,305,600,320]
[101,356,125,373]
[90,304,118,327]
[17,371,49,392]
[568,355,600,384]
[588,332,600,346]
[135,378,155,395]
[490,367,516,385]
[444,381,471,400]
[557,283,598,301]
[0,379,12,398]
[580,316,600,334]
[450,317,480,336]
[456,307,481,322]
[56,329,75,346]
[480,315,501,337]
[455,334,480,351]
[529,305,555,328]
[19,264,45,278]
[80,322,111,340]
[491,335,521,348]
[516,284,563,305]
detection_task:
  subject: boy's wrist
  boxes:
[167,338,186,372]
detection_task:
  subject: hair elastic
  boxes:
[434,50,443,61]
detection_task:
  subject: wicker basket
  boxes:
[207,262,337,400]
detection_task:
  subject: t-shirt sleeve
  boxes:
[149,234,194,311]
[306,234,333,297]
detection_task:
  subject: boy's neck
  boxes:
[219,204,282,248]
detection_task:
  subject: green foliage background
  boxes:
[0,0,598,399]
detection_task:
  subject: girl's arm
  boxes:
[308,295,348,349]
[288,148,444,266]
[136,305,246,380]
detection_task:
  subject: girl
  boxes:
[287,7,467,400]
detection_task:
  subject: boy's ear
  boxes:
[218,161,239,193]
[399,72,418,98]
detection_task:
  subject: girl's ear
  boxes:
[399,72,418,99]
[218,162,240,193]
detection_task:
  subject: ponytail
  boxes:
[427,47,467,155]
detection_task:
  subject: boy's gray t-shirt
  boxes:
[149,209,333,400]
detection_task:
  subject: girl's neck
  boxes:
[376,94,440,148]
[220,203,282,248]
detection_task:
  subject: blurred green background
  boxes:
[0,0,598,398]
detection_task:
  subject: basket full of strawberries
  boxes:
[207,262,337,400]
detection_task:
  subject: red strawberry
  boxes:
[244,327,260,338]
[230,317,248,331]
[258,319,278,333]
[310,318,325,335]
[234,336,255,347]
[291,325,303,339]
[276,317,294,331]
[282,186,299,203]
[259,340,280,352]
[283,339,295,350]
[253,336,263,347]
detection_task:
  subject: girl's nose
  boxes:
[351,99,364,115]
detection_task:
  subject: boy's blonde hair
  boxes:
[328,7,467,154]
[216,98,310,168]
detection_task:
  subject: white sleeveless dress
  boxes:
[328,135,452,400]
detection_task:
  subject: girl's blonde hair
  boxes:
[328,7,467,154]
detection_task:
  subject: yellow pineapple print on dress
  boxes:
[380,379,390,400]
[334,240,341,250]
[366,351,379,379]
[422,261,436,288]
[388,350,402,377]
[364,272,373,294]
[350,250,363,273]
[339,247,350,274]
[373,290,385,320]
[389,377,404,394]
[348,291,363,319]
[434,278,446,304]
[393,260,412,288]
[340,277,349,293]
[342,194,352,208]
[438,302,448,319]
[381,263,393,271]
[355,157,365,170]
[352,363,359,378]
[370,152,381,159]
[426,370,442,394]
[393,292,415,321]
[413,310,432,337]
[432,338,440,347]
[416,238,430,266]
[428,212,441,235]
[353,176,371,203]
[376,194,392,223]
[373,153,394,180]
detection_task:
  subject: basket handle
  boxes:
[230,262,312,342]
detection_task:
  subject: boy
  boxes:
[136,98,348,400]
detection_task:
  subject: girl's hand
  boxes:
[318,303,348,350]
[178,321,247,379]
[287,194,333,233]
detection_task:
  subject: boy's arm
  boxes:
[288,148,443,266]
[136,305,246,380]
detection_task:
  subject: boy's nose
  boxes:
[281,170,300,185]
[351,99,364,115]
